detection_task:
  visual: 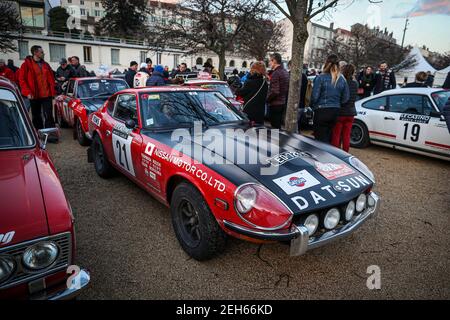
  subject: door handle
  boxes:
[106,130,111,136]
[384,117,395,120]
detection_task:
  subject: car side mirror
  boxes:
[429,110,441,118]
[125,119,136,129]
[38,128,59,150]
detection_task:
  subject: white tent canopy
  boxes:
[435,66,450,87]
[396,47,437,83]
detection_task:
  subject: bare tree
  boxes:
[0,1,22,53]
[151,0,272,79]
[238,19,286,61]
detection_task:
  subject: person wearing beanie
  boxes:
[134,62,151,87]
[146,65,167,86]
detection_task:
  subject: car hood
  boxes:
[0,150,49,247]
[81,98,107,113]
[195,126,373,214]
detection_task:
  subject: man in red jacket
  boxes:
[18,45,56,129]
[0,59,16,83]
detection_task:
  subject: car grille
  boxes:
[0,232,72,290]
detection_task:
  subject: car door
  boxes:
[421,96,450,156]
[62,80,76,126]
[106,93,143,178]
[389,94,432,151]
[361,96,398,143]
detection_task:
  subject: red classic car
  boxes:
[54,77,128,146]
[183,79,243,110]
[0,78,89,299]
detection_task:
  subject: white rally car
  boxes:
[351,88,450,161]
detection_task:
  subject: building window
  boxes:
[80,0,85,5]
[173,54,180,68]
[49,44,66,63]
[140,51,147,63]
[20,6,45,28]
[196,57,203,65]
[83,46,92,63]
[94,10,101,17]
[80,8,86,16]
[18,41,29,60]
[68,0,72,3]
[95,2,99,7]
[229,60,235,67]
[111,49,120,65]
[156,52,162,65]
[242,61,248,68]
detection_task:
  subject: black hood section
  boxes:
[143,124,373,215]
[81,98,107,113]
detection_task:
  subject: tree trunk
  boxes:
[218,50,226,81]
[285,24,308,133]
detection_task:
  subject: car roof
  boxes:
[118,86,211,94]
[184,79,227,85]
[357,88,446,104]
[73,77,126,81]
[0,77,18,91]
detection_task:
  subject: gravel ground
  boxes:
[47,128,450,300]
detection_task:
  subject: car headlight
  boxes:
[235,185,257,214]
[0,256,15,283]
[356,194,367,213]
[367,194,376,207]
[324,208,340,230]
[349,157,375,183]
[304,214,319,236]
[345,201,356,221]
[22,242,59,270]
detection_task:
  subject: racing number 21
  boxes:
[112,134,136,176]
[403,123,420,142]
[116,140,130,171]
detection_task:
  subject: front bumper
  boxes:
[31,269,90,300]
[223,192,380,256]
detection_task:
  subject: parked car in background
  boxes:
[54,77,128,146]
[351,88,450,161]
[0,78,89,299]
[184,79,243,110]
[86,86,379,261]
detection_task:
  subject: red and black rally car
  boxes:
[87,87,380,261]
[54,77,128,146]
[0,78,89,299]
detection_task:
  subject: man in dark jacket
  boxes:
[425,71,435,87]
[55,58,75,94]
[18,46,56,130]
[374,62,396,94]
[267,53,289,129]
[70,56,90,78]
[146,65,166,86]
[227,69,242,92]
[7,59,19,74]
[403,71,428,88]
[125,61,138,88]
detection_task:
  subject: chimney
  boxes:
[330,22,334,30]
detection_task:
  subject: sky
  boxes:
[48,0,450,53]
[310,0,450,53]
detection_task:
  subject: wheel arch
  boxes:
[166,174,206,205]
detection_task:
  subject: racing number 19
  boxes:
[403,123,420,142]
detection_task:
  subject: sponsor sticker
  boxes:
[91,114,101,127]
[0,231,15,245]
[399,114,430,124]
[148,94,160,100]
[266,151,315,167]
[273,170,320,195]
[315,162,354,180]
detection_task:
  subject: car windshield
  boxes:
[77,79,128,99]
[195,83,234,98]
[431,91,450,112]
[0,89,34,149]
[139,91,243,129]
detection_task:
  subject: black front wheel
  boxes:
[92,134,114,178]
[171,182,227,261]
[75,118,91,146]
[350,120,370,148]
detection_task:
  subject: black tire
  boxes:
[75,118,91,146]
[171,182,227,261]
[55,106,68,128]
[92,134,114,178]
[350,120,370,148]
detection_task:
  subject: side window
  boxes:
[362,97,387,111]
[66,80,75,96]
[423,97,434,116]
[107,95,118,115]
[113,94,137,122]
[388,95,422,114]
